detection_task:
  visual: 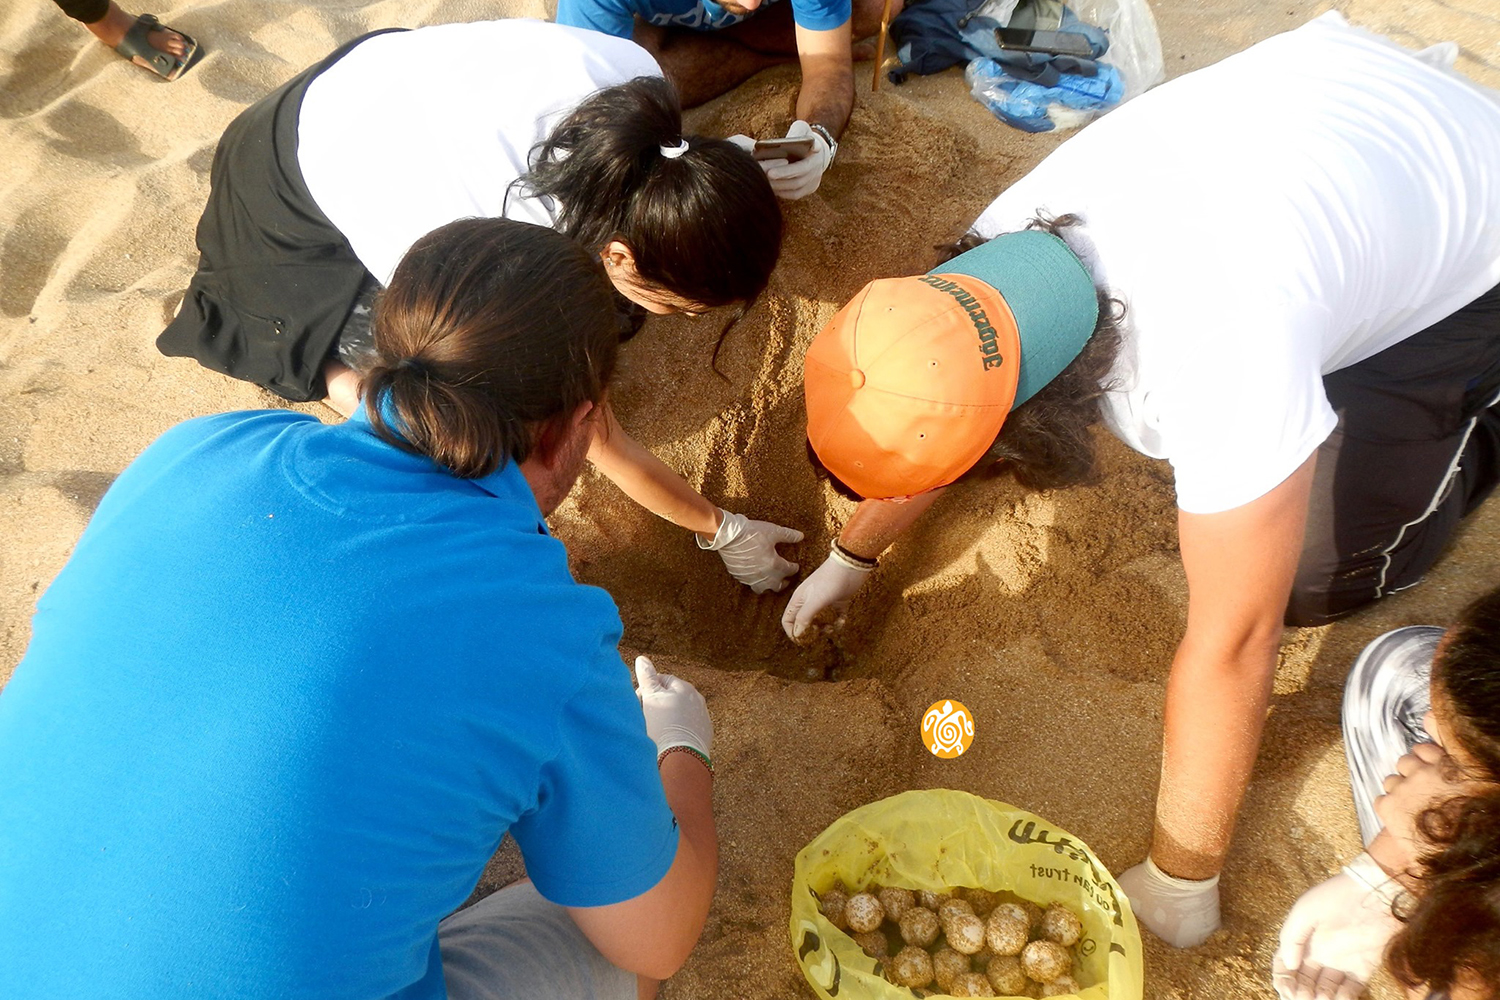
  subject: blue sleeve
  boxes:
[555,0,638,38]
[510,652,679,908]
[85,411,312,533]
[790,0,850,32]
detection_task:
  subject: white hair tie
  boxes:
[659,138,690,159]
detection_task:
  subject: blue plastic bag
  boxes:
[966,56,1125,132]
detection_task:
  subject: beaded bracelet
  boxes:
[658,744,714,774]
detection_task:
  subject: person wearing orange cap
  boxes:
[782,13,1500,952]
[787,222,1113,635]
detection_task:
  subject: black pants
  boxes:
[155,31,403,402]
[1288,282,1500,626]
[157,26,643,400]
[55,0,109,24]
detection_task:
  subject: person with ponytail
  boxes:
[158,18,801,595]
[0,217,720,1000]
[1273,586,1500,1000]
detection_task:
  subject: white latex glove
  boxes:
[634,656,713,761]
[1271,853,1403,1000]
[725,133,756,154]
[1116,858,1221,948]
[697,509,804,593]
[780,552,871,641]
[763,120,835,201]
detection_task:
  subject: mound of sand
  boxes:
[2,0,1497,996]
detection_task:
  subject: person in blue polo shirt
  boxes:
[558,0,898,199]
[0,218,718,1000]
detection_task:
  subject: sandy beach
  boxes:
[3,0,1498,996]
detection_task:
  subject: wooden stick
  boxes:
[871,0,895,92]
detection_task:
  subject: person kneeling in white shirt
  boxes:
[778,12,1500,948]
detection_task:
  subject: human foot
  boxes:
[86,3,196,80]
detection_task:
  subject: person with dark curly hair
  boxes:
[779,12,1500,949]
[1274,586,1500,1000]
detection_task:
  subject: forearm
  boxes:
[588,414,722,538]
[795,25,854,136]
[1155,458,1316,879]
[837,490,944,560]
[1153,634,1280,880]
[653,754,719,968]
[797,68,853,136]
[568,754,717,980]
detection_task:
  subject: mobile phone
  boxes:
[993,27,1094,58]
[752,137,816,163]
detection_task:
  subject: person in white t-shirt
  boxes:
[780,12,1500,948]
[158,20,804,595]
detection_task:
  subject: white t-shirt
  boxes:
[296,20,663,285]
[973,13,1500,514]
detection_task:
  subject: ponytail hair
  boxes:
[519,76,783,309]
[1386,586,1500,999]
[360,217,619,479]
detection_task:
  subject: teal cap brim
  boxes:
[929,230,1098,407]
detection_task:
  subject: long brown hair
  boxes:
[942,213,1123,491]
[360,218,619,479]
[1387,587,1500,999]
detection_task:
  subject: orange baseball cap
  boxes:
[804,230,1098,499]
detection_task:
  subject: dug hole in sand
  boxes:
[2,0,1498,996]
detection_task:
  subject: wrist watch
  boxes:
[808,122,838,161]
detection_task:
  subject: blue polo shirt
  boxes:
[557,0,849,37]
[0,408,677,999]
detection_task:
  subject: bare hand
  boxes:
[1374,742,1473,858]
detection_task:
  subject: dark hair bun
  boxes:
[361,218,619,479]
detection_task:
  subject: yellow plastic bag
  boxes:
[790,790,1143,999]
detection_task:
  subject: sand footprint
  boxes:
[43,100,153,168]
[0,203,72,320]
[0,33,84,120]
[47,469,119,516]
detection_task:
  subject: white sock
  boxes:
[1116,858,1221,948]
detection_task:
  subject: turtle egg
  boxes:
[1020,940,1072,984]
[845,892,885,934]
[899,906,941,948]
[984,910,1029,957]
[1041,904,1083,947]
[890,945,935,988]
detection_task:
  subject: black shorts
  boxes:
[157,30,645,400]
[1288,281,1500,625]
[156,30,404,403]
